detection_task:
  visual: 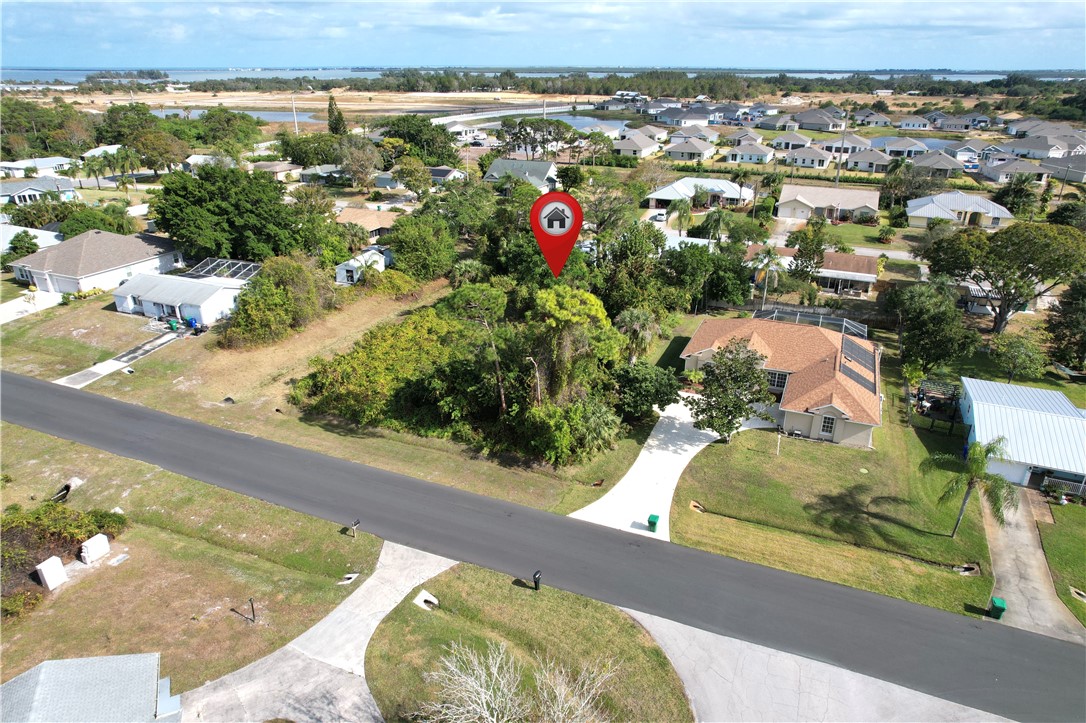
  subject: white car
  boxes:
[651,212,667,222]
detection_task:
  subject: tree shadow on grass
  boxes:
[654,336,691,372]
[804,483,941,550]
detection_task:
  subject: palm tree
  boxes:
[84,156,106,190]
[753,245,787,311]
[615,308,657,364]
[115,174,133,199]
[920,437,1020,539]
[666,198,693,237]
[701,208,730,250]
[59,163,83,189]
[116,147,141,191]
[887,157,909,176]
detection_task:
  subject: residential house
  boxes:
[655,108,713,127]
[299,164,343,184]
[775,184,880,221]
[1039,155,1086,183]
[771,132,812,150]
[749,102,779,117]
[961,112,991,129]
[655,97,683,108]
[613,134,661,158]
[935,117,972,132]
[113,272,249,325]
[910,150,966,178]
[665,138,717,162]
[793,109,845,132]
[336,245,393,284]
[923,110,949,125]
[745,244,880,295]
[482,159,558,193]
[0,177,79,206]
[595,99,630,112]
[823,106,847,119]
[646,176,754,209]
[443,122,477,141]
[997,136,1083,160]
[680,317,882,447]
[1005,119,1079,138]
[710,103,750,123]
[905,191,1013,228]
[373,171,404,190]
[980,158,1050,184]
[0,653,180,723]
[1,223,63,255]
[943,139,992,164]
[672,125,721,144]
[846,148,892,173]
[335,207,402,240]
[853,109,878,123]
[81,144,122,160]
[634,100,667,115]
[581,123,622,140]
[10,230,182,293]
[723,128,761,146]
[182,154,235,175]
[0,156,74,178]
[897,116,931,130]
[856,112,892,127]
[783,146,833,169]
[872,89,894,96]
[758,115,798,132]
[427,165,467,185]
[818,134,872,159]
[725,143,775,164]
[621,124,668,142]
[883,137,929,158]
[250,161,303,182]
[958,378,1085,488]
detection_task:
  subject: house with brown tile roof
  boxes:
[744,244,879,296]
[680,318,882,447]
[10,230,181,294]
[335,207,403,240]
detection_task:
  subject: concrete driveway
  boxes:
[983,487,1085,644]
[0,289,63,325]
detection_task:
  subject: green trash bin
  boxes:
[167,319,178,332]
[647,514,660,533]
[989,597,1007,620]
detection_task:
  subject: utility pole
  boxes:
[291,94,300,135]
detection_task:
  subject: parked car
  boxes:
[470,140,485,147]
[651,212,667,222]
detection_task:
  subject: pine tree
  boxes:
[327,95,347,136]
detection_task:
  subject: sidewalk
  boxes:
[181,541,455,722]
[982,487,1085,644]
[54,332,180,389]
[0,289,63,325]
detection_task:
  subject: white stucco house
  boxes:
[112,273,246,325]
[905,192,1013,228]
[0,177,80,206]
[725,143,775,164]
[783,146,833,169]
[775,184,880,221]
[0,156,74,178]
[335,245,393,285]
[10,230,183,293]
[665,139,717,162]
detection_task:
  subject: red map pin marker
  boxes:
[529,191,583,278]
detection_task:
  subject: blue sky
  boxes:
[2,1,1084,71]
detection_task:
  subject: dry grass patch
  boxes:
[0,524,353,693]
[366,564,691,723]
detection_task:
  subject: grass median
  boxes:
[1037,503,1086,627]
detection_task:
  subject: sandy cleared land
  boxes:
[28,88,610,116]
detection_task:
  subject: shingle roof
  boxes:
[773,132,811,146]
[0,177,77,196]
[884,137,929,151]
[745,244,879,282]
[483,159,557,188]
[985,159,1047,177]
[667,138,715,154]
[849,148,891,163]
[778,184,880,211]
[786,146,833,161]
[614,135,659,151]
[730,143,773,156]
[251,161,302,173]
[962,377,1086,476]
[1,653,160,722]
[680,318,882,426]
[12,230,176,278]
[911,150,965,170]
[898,115,930,125]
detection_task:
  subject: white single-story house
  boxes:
[883,137,929,158]
[581,123,622,140]
[680,317,882,447]
[373,171,404,190]
[873,89,894,96]
[943,140,992,164]
[758,115,799,132]
[910,150,966,178]
[621,125,669,143]
[428,165,467,185]
[980,159,1050,184]
[665,139,717,162]
[725,143,775,164]
[847,148,892,173]
[182,154,236,175]
[1,223,63,253]
[857,113,892,127]
[299,164,343,183]
[775,184,880,221]
[0,156,74,178]
[0,177,80,206]
[792,109,845,132]
[250,161,303,182]
[672,125,721,144]
[1039,155,1086,184]
[613,134,661,157]
[81,144,123,160]
[113,273,247,325]
[905,191,1013,228]
[959,377,1086,489]
[646,176,754,208]
[783,146,833,168]
[335,245,393,284]
[336,207,402,240]
[935,117,973,132]
[11,230,182,293]
[723,128,761,146]
[897,116,931,130]
[444,122,477,141]
[771,132,811,151]
[483,159,558,193]
[818,134,872,158]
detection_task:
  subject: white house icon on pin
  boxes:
[545,206,570,230]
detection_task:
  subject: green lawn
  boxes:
[1037,503,1086,627]
[670,332,995,616]
[646,313,707,372]
[365,564,692,723]
[927,348,1086,409]
[0,272,26,303]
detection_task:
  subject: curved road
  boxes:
[2,372,1082,722]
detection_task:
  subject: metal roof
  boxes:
[648,176,753,202]
[906,191,1013,219]
[114,273,242,306]
[1,653,160,722]
[962,377,1086,476]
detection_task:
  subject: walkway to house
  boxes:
[625,609,1005,722]
[0,289,63,325]
[53,331,181,389]
[983,487,1086,644]
[569,396,778,540]
[180,541,455,723]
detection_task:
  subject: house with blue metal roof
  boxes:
[959,377,1086,492]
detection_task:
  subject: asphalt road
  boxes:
[2,371,1083,721]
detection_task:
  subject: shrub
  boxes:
[1,591,42,619]
[367,269,420,298]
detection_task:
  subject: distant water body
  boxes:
[2,67,1072,85]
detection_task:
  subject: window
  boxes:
[766,370,788,389]
[820,416,836,436]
